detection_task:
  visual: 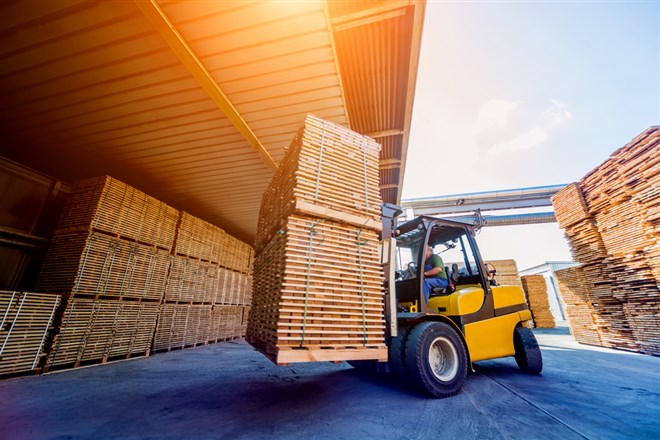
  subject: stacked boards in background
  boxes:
[552,127,659,355]
[31,176,252,373]
[248,114,387,365]
[35,176,176,369]
[488,259,523,288]
[154,212,252,352]
[0,291,61,375]
[520,275,556,328]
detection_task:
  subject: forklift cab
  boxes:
[352,210,541,399]
[394,216,489,315]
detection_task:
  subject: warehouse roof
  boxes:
[0,0,426,243]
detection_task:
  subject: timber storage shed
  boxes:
[0,0,427,290]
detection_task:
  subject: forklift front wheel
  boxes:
[513,327,543,374]
[405,321,468,398]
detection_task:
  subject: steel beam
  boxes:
[134,0,278,172]
[402,184,566,216]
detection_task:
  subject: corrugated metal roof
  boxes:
[0,0,425,243]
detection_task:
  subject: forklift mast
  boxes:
[380,203,403,338]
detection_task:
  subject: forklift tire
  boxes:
[388,326,410,383]
[404,321,468,398]
[513,327,543,374]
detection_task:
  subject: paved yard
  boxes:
[1,325,659,439]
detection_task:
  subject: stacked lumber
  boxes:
[248,115,387,365]
[152,304,213,351]
[36,232,170,301]
[208,305,245,343]
[554,267,602,346]
[488,259,523,288]
[44,298,159,369]
[520,275,556,328]
[0,291,61,375]
[552,126,660,355]
[156,225,253,351]
[54,176,179,250]
[32,174,255,369]
[255,114,382,252]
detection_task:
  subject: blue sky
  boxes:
[403,1,659,270]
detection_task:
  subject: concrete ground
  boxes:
[1,324,659,440]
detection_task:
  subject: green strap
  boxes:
[356,229,369,346]
[300,220,324,347]
[314,122,327,201]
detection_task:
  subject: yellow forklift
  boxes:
[351,204,542,398]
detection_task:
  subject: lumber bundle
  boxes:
[554,267,602,346]
[44,298,158,370]
[255,114,382,253]
[0,291,61,376]
[488,259,523,288]
[175,212,225,263]
[520,275,556,328]
[30,174,256,374]
[55,176,178,250]
[152,304,212,351]
[552,126,660,355]
[248,115,387,365]
[36,232,170,301]
[208,305,245,343]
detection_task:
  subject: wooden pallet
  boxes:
[520,275,555,328]
[35,231,170,301]
[55,176,179,251]
[248,337,387,365]
[0,291,61,376]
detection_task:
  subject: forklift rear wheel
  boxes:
[404,321,468,398]
[388,325,410,383]
[513,327,543,374]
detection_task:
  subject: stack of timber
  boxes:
[488,259,523,288]
[255,114,382,252]
[554,267,602,346]
[520,275,556,328]
[18,175,254,375]
[43,298,159,370]
[248,115,387,365]
[552,126,660,355]
[54,176,179,250]
[154,214,254,352]
[0,291,61,376]
[35,176,177,370]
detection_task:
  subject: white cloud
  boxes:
[475,99,519,131]
[486,99,572,155]
[488,126,548,155]
[544,99,572,126]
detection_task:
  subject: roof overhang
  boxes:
[0,0,426,243]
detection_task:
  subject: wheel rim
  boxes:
[428,336,459,382]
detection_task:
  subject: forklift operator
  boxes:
[423,245,449,302]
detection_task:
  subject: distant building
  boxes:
[519,261,578,322]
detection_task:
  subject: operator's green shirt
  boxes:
[426,254,448,280]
